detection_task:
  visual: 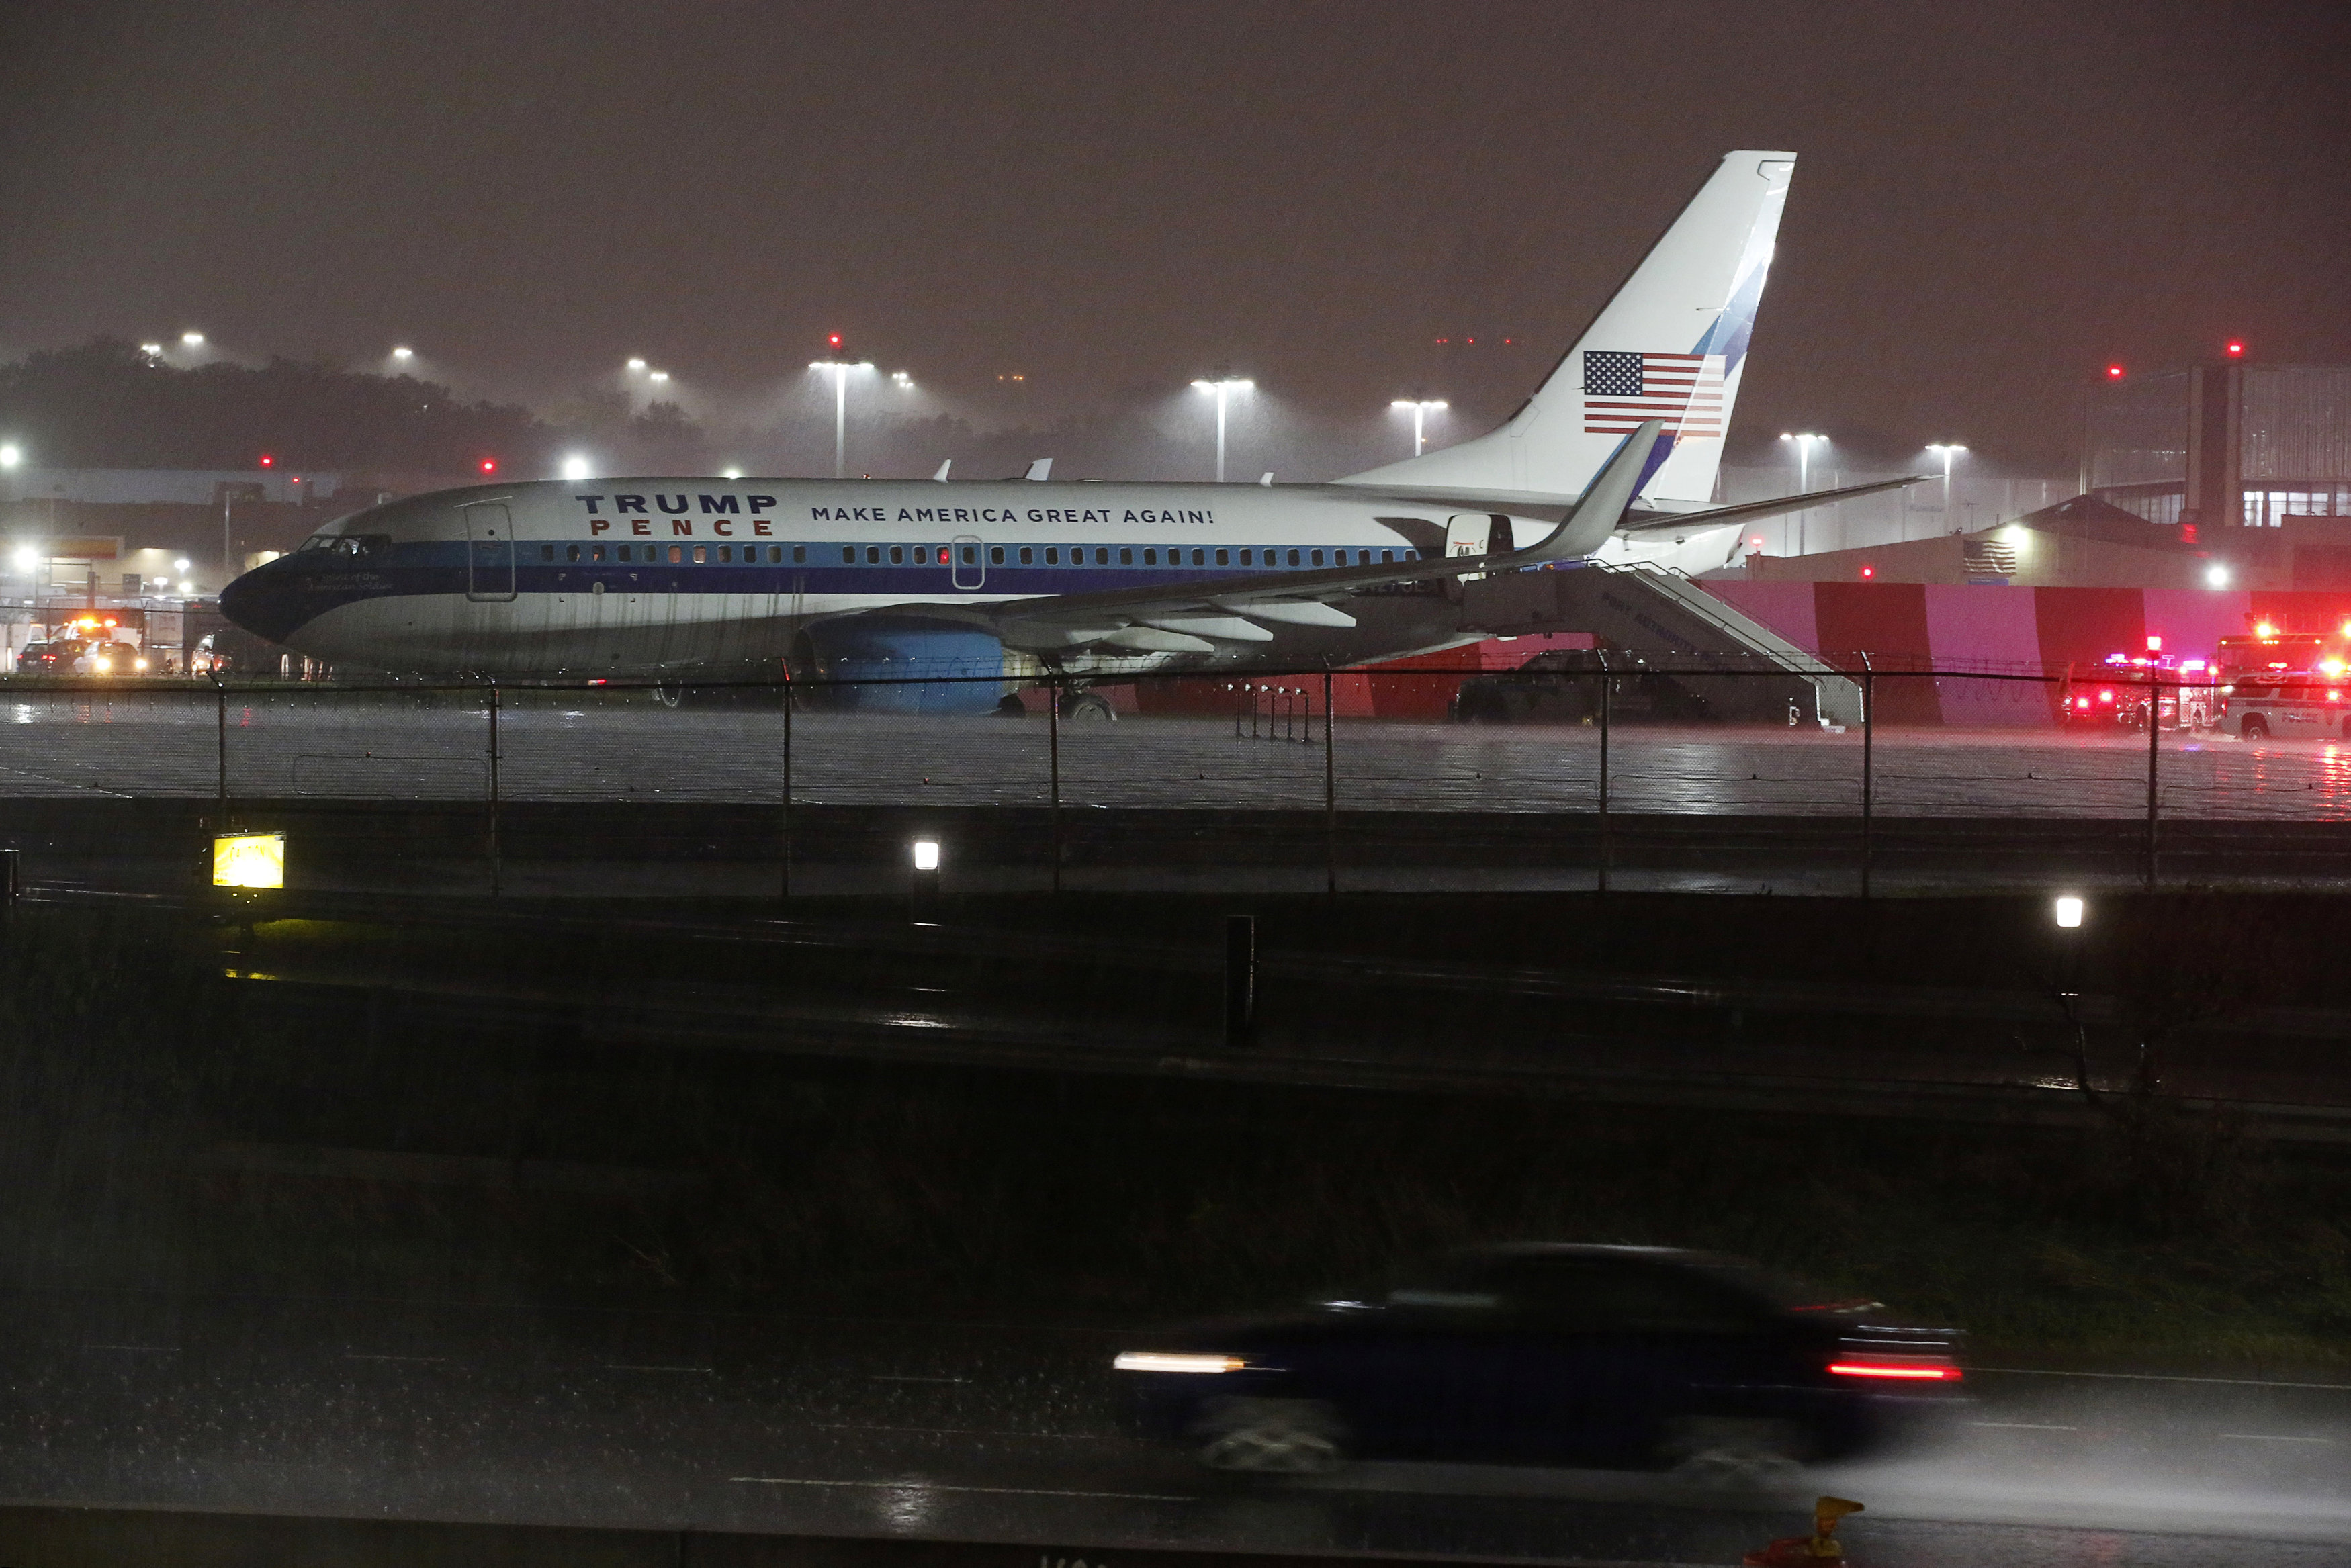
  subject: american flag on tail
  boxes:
[1581,351,1726,436]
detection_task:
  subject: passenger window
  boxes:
[1311,549,1324,565]
[566,544,581,563]
[1216,549,1229,566]
[693,545,707,564]
[962,546,977,565]
[1240,549,1252,565]
[792,545,805,563]
[1192,548,1204,566]
[990,546,1005,565]
[1382,549,1393,563]
[1019,547,1033,565]
[1045,547,1058,565]
[717,545,731,563]
[1096,547,1109,564]
[842,546,854,563]
[592,545,606,563]
[1120,547,1134,565]
[669,545,684,563]
[1288,549,1300,566]
[890,545,904,565]
[541,545,555,561]
[1143,548,1157,565]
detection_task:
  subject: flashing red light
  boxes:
[480,459,497,474]
[1828,1359,1962,1382]
[2106,364,2125,379]
[2147,634,2162,652]
[2075,696,2092,710]
[258,453,274,467]
[2099,688,2116,703]
[2225,340,2245,357]
[2331,691,2344,703]
[1860,565,1875,579]
[937,546,950,563]
[588,678,607,686]
[828,333,843,351]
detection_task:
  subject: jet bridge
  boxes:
[1458,560,1865,727]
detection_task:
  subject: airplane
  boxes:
[220,149,1917,712]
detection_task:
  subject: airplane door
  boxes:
[463,503,517,602]
[952,534,985,590]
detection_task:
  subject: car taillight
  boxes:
[1829,1354,1961,1383]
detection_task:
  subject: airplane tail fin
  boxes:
[1343,150,1794,508]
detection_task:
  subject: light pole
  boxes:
[1389,398,1448,457]
[812,336,875,479]
[1190,375,1254,482]
[1927,443,1967,537]
[1779,432,1828,553]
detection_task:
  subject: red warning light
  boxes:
[1860,565,1875,579]
[2106,364,2125,379]
[258,453,274,467]
[828,333,843,351]
[480,458,497,475]
[2225,340,2245,357]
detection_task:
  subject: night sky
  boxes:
[3,1,2345,475]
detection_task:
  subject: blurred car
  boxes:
[15,638,150,675]
[1114,1244,1963,1479]
[2222,676,2350,740]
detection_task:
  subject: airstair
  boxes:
[1459,561,1865,727]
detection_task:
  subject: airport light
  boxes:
[626,357,647,371]
[721,467,742,480]
[2053,894,2084,929]
[175,557,191,571]
[392,346,414,361]
[1389,398,1448,457]
[648,371,670,384]
[140,342,164,357]
[910,839,940,871]
[1191,375,1255,483]
[2205,563,2232,589]
[560,455,592,481]
[892,370,915,391]
[0,443,19,469]
[2225,340,2245,358]
[1779,432,1828,553]
[811,339,877,479]
[1926,444,1967,535]
[11,546,36,573]
[181,331,204,347]
[2106,364,2126,379]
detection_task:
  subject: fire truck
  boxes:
[2058,649,2219,732]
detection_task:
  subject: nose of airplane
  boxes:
[217,557,312,646]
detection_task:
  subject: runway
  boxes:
[5,690,2351,821]
[3,1284,2348,1565]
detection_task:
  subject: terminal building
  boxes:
[2086,358,2351,537]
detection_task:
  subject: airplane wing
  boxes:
[855,421,1667,656]
[1613,475,1931,534]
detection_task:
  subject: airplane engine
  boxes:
[795,616,1011,715]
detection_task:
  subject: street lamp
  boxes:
[1779,432,1828,553]
[1389,398,1448,457]
[1190,375,1254,482]
[392,346,414,362]
[0,443,20,470]
[811,338,876,479]
[626,357,647,372]
[1926,443,1967,537]
[559,455,592,481]
[180,331,204,347]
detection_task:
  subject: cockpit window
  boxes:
[300,534,391,557]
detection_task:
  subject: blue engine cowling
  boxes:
[797,616,1010,714]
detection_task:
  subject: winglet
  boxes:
[1024,458,1053,481]
[932,460,952,483]
[1519,420,1663,562]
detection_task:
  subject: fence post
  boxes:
[1861,661,1875,901]
[2145,674,2160,890]
[780,668,793,902]
[487,677,502,897]
[1049,674,1063,894]
[214,674,229,828]
[1597,655,1611,895]
[1323,668,1337,896]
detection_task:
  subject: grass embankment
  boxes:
[1,903,2346,1369]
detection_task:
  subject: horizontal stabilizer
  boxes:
[1615,475,1931,534]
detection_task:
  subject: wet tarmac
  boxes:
[2,1285,2347,1565]
[7,695,2351,822]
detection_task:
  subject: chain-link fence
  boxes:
[4,663,2348,898]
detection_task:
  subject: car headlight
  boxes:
[134,658,148,672]
[1113,1352,1246,1373]
[93,658,111,673]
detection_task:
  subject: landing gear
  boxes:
[1061,690,1116,722]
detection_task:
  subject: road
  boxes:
[2,1285,2347,1565]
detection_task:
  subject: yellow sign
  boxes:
[213,832,285,890]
